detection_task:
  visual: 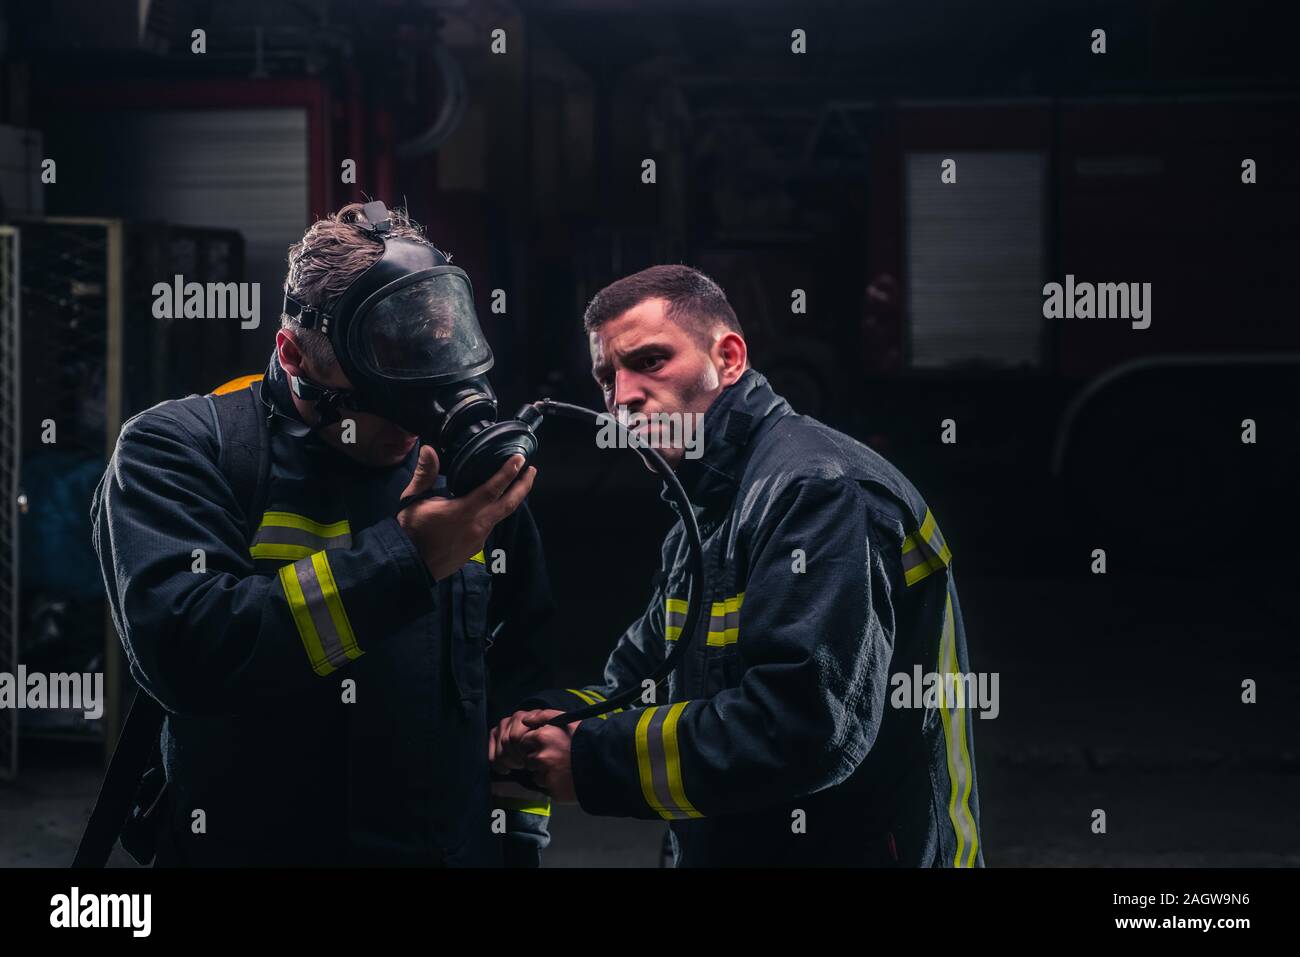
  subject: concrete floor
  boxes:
[5,752,1299,868]
[3,574,1297,867]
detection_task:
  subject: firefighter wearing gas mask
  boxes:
[91,202,554,866]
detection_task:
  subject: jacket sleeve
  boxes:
[491,781,554,868]
[569,477,895,820]
[91,404,437,715]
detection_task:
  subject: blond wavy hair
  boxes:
[281,202,436,370]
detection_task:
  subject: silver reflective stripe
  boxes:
[902,545,930,574]
[725,594,743,637]
[645,707,691,820]
[665,599,688,641]
[923,527,948,563]
[251,512,353,562]
[252,525,353,552]
[706,593,743,646]
[918,509,951,566]
[938,590,979,866]
[706,606,726,645]
[294,559,350,671]
[903,509,952,587]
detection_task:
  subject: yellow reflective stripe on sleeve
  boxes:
[661,702,700,817]
[250,511,353,561]
[312,551,361,661]
[588,688,622,717]
[635,708,662,814]
[936,591,979,867]
[495,795,552,817]
[259,512,352,537]
[251,543,322,562]
[278,561,333,676]
[566,687,620,719]
[634,703,703,820]
[902,508,952,587]
[919,509,953,567]
[278,550,362,676]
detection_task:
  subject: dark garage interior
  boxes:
[0,0,1297,869]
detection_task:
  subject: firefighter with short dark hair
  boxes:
[492,264,986,867]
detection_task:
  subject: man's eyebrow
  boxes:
[592,341,672,381]
[621,342,670,363]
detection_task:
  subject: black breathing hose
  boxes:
[397,398,708,746]
[529,399,707,727]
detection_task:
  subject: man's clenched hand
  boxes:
[489,708,551,773]
[397,447,536,582]
[521,711,580,803]
[489,708,581,803]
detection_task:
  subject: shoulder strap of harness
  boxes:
[203,376,272,542]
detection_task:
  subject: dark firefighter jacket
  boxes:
[90,352,555,866]
[524,369,985,867]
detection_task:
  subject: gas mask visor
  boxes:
[349,267,493,385]
[285,202,539,497]
[318,246,544,501]
[343,264,540,497]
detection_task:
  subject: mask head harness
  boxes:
[282,200,539,496]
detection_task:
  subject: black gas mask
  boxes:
[282,201,539,496]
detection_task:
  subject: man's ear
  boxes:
[278,329,352,389]
[276,329,306,377]
[714,331,748,387]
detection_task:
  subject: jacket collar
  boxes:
[260,350,320,437]
[667,368,791,520]
[259,350,405,475]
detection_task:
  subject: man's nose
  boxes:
[611,369,646,411]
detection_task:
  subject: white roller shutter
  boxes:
[56,108,309,366]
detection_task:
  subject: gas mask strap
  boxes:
[360,200,392,234]
[288,371,360,431]
[311,393,346,430]
[283,291,325,331]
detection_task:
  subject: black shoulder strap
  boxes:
[73,380,271,868]
[72,689,163,867]
[204,381,273,540]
